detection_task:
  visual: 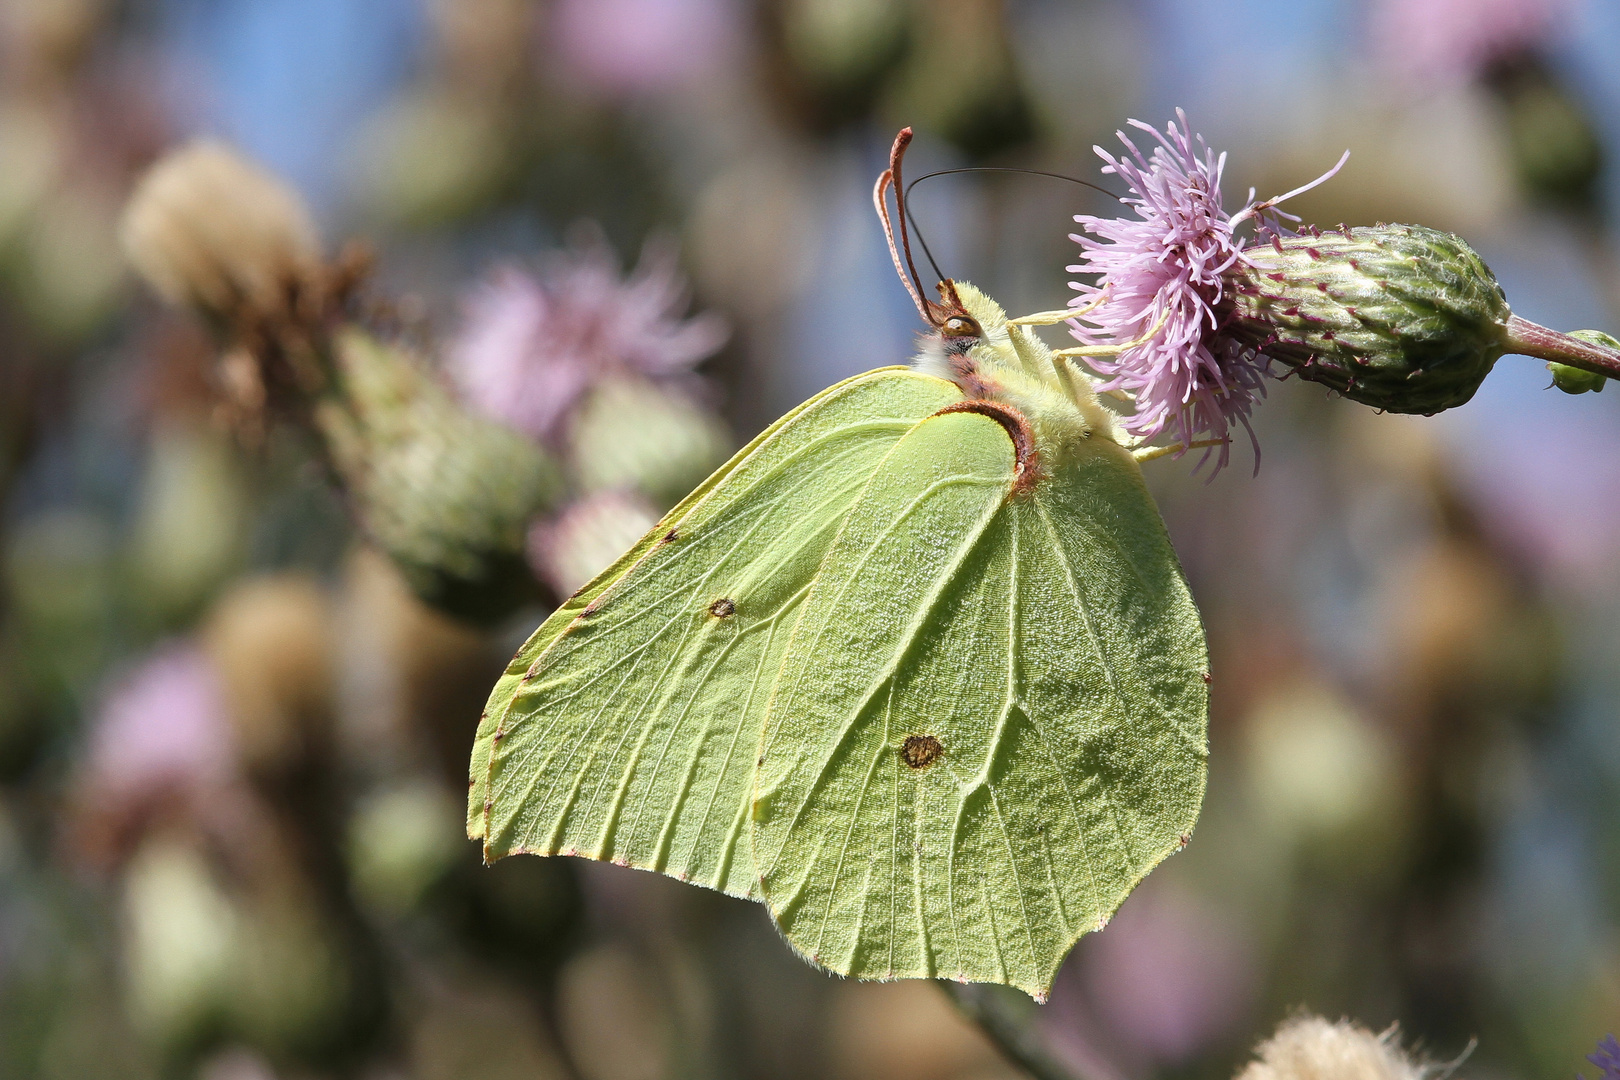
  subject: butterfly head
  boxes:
[909,280,1010,387]
[875,129,1124,458]
[932,280,985,350]
[873,129,984,342]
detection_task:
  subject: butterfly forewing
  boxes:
[470,492,699,841]
[748,410,1206,1000]
[475,369,964,898]
[465,366,888,840]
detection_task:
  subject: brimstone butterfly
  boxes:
[467,130,1208,1002]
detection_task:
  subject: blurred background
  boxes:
[1,0,1618,1078]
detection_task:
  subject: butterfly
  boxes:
[467,129,1208,1002]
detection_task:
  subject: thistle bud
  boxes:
[1549,362,1607,394]
[317,330,561,625]
[566,377,730,506]
[1225,224,1511,414]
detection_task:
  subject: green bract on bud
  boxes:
[1549,361,1607,393]
[317,330,561,625]
[1224,224,1512,414]
[1550,331,1616,392]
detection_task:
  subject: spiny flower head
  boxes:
[1068,111,1342,471]
[448,232,728,445]
[1068,117,1620,464]
[1224,223,1513,415]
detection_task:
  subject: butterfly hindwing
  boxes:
[475,368,964,898]
[748,409,1207,1000]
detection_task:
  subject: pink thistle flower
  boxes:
[84,641,235,806]
[1067,111,1345,472]
[527,488,660,596]
[1369,0,1572,88]
[550,0,743,98]
[448,232,729,445]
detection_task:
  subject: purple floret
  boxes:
[1585,1034,1620,1080]
[448,234,728,445]
[1068,110,1343,473]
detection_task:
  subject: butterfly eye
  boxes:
[941,315,981,338]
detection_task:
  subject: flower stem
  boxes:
[937,982,1100,1080]
[1503,315,1620,379]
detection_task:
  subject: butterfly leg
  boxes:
[1006,324,1053,381]
[1052,308,1172,360]
[1007,288,1110,327]
[1132,438,1228,463]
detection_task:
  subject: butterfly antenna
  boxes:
[874,128,938,325]
[905,167,1122,203]
[903,202,947,285]
[892,166,1122,291]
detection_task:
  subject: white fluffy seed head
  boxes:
[1235,1016,1434,1080]
[120,140,322,320]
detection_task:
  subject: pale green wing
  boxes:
[749,410,1207,1000]
[476,369,965,898]
[468,523,677,840]
[467,369,906,838]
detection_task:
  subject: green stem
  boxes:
[1503,315,1620,378]
[937,982,1101,1080]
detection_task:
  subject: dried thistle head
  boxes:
[121,141,372,440]
[1234,1016,1435,1080]
[121,141,323,325]
[122,143,562,625]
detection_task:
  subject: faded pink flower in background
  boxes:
[448,234,729,445]
[1067,112,1343,472]
[527,488,660,597]
[1080,887,1256,1063]
[1368,0,1573,87]
[549,0,743,98]
[86,641,234,804]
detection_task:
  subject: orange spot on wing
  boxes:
[931,399,1043,493]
